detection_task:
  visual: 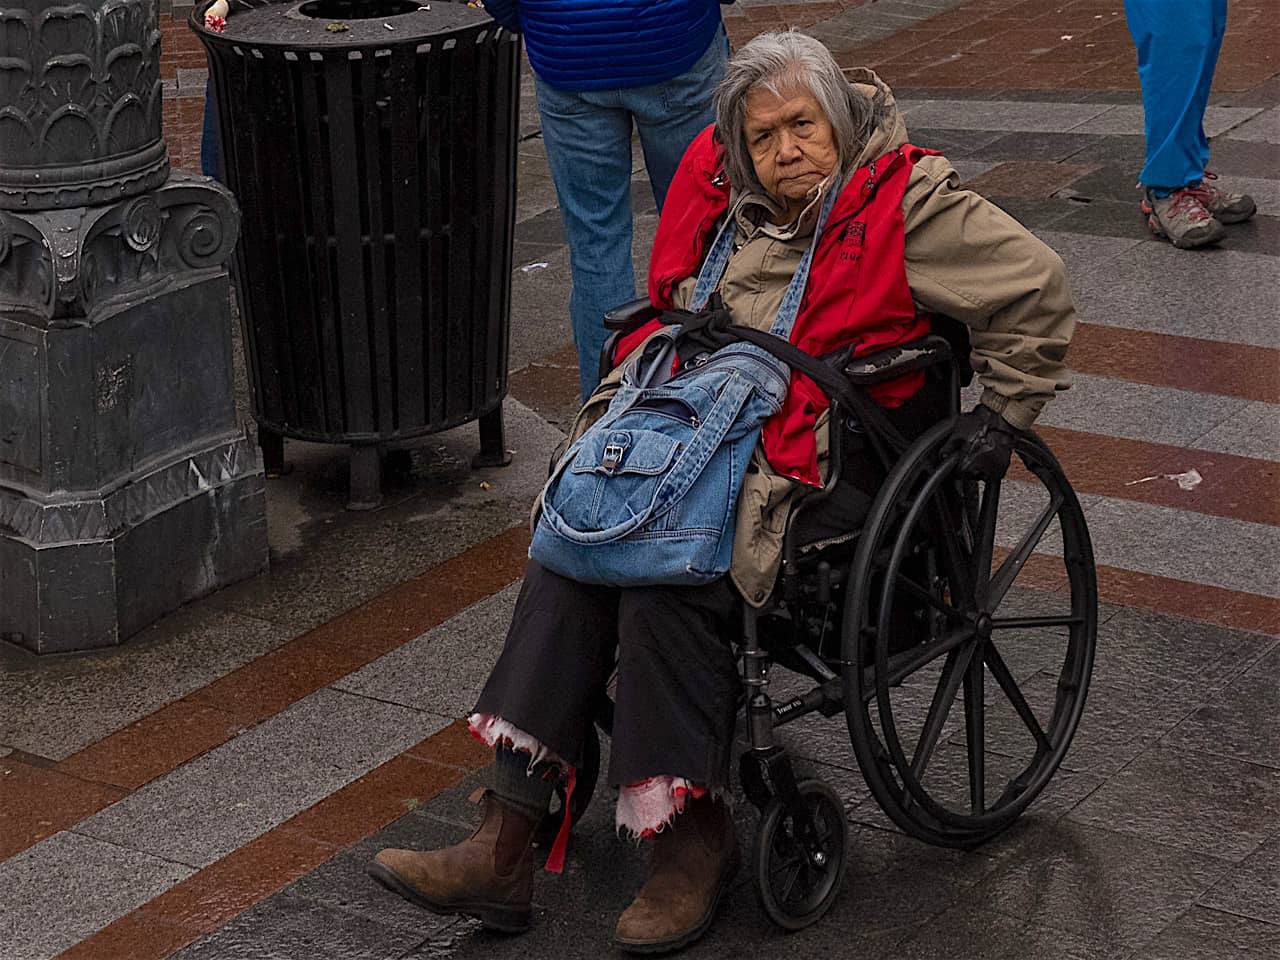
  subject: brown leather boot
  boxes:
[614,795,740,954]
[367,788,536,932]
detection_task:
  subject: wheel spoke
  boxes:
[963,652,985,814]
[860,626,974,702]
[984,642,1051,751]
[895,570,967,623]
[989,494,1062,608]
[990,614,1083,630]
[779,861,804,903]
[908,644,976,781]
[973,479,1001,607]
[936,502,976,608]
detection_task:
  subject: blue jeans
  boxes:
[1125,0,1227,192]
[201,79,220,180]
[534,21,729,399]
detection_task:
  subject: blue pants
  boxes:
[534,22,729,399]
[1124,0,1227,192]
[201,79,220,180]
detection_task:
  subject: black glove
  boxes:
[942,405,1019,480]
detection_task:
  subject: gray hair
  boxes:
[714,30,886,196]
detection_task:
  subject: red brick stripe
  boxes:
[1068,323,1280,405]
[0,525,530,867]
[1023,426,1280,527]
[1013,553,1280,636]
[54,721,491,960]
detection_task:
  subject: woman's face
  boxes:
[743,85,838,220]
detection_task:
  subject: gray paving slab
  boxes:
[967,130,1108,163]
[0,606,292,761]
[1034,371,1255,452]
[1130,904,1280,960]
[206,399,564,630]
[1160,641,1280,769]
[1050,197,1155,242]
[895,100,1113,134]
[1199,834,1280,926]
[905,126,1007,158]
[969,820,1233,954]
[1082,494,1280,598]
[1065,242,1280,347]
[0,831,193,960]
[1204,138,1280,179]
[168,893,428,960]
[1066,744,1280,863]
[1222,105,1280,144]
[1033,229,1146,273]
[992,197,1077,231]
[333,584,519,721]
[1068,104,1264,138]
[1192,399,1280,462]
[285,814,478,936]
[950,158,999,182]
[1091,606,1276,704]
[887,902,1110,960]
[76,688,449,869]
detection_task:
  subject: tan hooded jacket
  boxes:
[553,69,1077,604]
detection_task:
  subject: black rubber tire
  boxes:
[753,779,849,931]
[842,420,1097,848]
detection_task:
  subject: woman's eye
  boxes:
[753,132,770,145]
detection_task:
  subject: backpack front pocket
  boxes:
[559,428,684,534]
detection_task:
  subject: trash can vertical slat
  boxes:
[194,0,517,501]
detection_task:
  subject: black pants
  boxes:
[473,562,741,789]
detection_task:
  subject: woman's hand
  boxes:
[942,405,1019,480]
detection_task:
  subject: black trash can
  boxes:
[191,0,520,508]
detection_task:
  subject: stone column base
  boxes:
[0,436,267,653]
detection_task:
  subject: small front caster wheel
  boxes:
[753,779,848,931]
[534,722,600,846]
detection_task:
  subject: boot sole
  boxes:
[366,861,531,933]
[613,849,742,955]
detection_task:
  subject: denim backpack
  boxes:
[528,186,839,587]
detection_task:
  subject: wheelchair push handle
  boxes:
[603,298,662,331]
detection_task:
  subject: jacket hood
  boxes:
[842,67,910,167]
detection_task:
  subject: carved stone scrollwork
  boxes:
[0,174,241,324]
[123,196,162,253]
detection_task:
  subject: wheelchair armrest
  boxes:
[843,335,953,386]
[603,298,660,331]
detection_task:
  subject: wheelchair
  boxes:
[539,301,1098,932]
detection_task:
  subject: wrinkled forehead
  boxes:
[742,80,825,130]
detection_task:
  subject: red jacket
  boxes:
[626,127,935,487]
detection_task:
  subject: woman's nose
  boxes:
[776,132,801,161]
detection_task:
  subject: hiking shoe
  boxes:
[1141,188,1225,249]
[1187,171,1257,224]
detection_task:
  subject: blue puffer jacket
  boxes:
[482,0,724,91]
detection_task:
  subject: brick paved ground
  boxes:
[4,0,1279,958]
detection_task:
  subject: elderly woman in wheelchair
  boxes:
[371,30,1096,953]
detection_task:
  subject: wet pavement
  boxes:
[3,0,1279,958]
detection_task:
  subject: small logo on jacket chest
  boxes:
[837,221,866,263]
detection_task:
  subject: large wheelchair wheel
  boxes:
[842,419,1096,848]
[753,779,848,930]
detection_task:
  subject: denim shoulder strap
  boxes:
[687,182,842,340]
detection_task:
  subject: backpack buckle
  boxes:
[601,442,626,473]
